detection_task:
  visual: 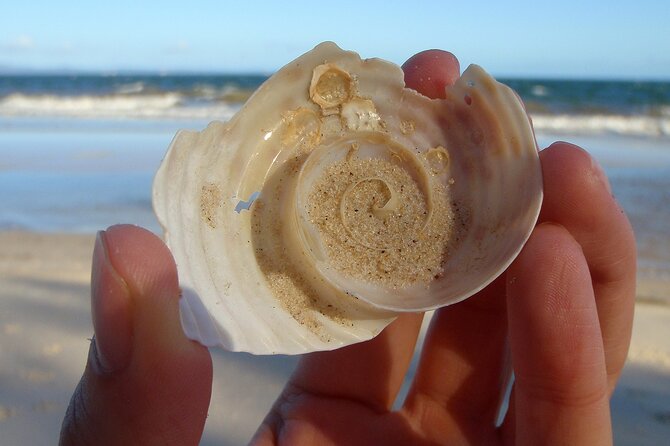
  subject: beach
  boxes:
[0,231,298,445]
[1,74,670,443]
[1,231,669,444]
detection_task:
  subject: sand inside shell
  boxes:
[307,156,455,288]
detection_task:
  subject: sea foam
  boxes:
[532,114,670,138]
[1,93,669,138]
[0,93,240,120]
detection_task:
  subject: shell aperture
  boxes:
[153,42,543,354]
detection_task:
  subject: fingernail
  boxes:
[91,230,132,374]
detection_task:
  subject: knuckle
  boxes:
[517,372,609,410]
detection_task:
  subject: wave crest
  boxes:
[0,93,240,120]
[2,93,669,138]
[532,113,670,138]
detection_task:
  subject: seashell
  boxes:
[153,42,543,355]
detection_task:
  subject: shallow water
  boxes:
[1,117,668,301]
[0,117,208,233]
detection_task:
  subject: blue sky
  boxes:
[2,0,669,79]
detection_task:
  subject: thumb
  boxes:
[60,225,212,446]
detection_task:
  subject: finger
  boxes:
[402,49,461,97]
[291,314,423,408]
[60,225,212,446]
[505,223,612,444]
[400,49,509,443]
[252,313,423,444]
[539,142,636,391]
[401,277,509,444]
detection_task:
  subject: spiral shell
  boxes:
[153,42,542,354]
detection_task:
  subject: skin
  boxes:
[60,50,636,446]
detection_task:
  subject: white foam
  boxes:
[531,113,670,138]
[530,84,549,97]
[1,93,668,138]
[115,81,146,95]
[0,93,239,120]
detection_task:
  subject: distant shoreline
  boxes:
[1,69,668,82]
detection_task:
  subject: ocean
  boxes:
[1,73,669,302]
[1,74,669,136]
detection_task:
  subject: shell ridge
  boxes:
[179,287,231,348]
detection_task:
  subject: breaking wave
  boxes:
[0,93,241,120]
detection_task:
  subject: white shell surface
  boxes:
[153,42,543,355]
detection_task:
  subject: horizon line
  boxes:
[1,66,669,83]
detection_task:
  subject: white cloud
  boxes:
[1,35,35,51]
[165,41,190,54]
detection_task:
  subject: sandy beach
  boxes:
[1,230,668,445]
[1,2,668,442]
[1,84,669,443]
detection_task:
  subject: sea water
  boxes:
[1,75,669,293]
[1,74,668,135]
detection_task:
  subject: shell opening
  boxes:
[309,64,353,109]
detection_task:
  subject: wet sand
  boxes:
[0,231,668,445]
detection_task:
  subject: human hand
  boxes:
[60,51,636,446]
